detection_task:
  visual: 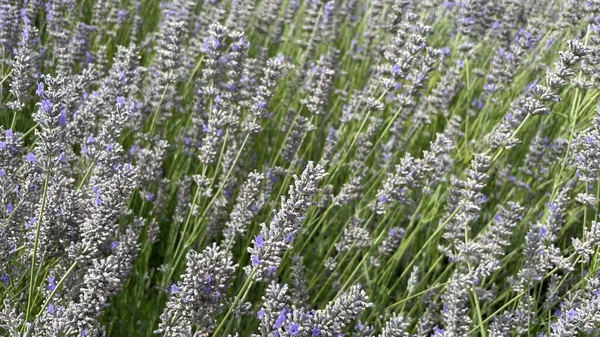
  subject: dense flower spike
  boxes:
[156,243,236,336]
[246,162,326,281]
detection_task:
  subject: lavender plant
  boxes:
[1,1,600,337]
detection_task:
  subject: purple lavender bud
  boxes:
[472,98,484,110]
[255,235,265,248]
[0,275,9,285]
[354,321,362,330]
[484,83,497,92]
[36,82,44,96]
[251,255,260,266]
[58,111,66,125]
[284,234,295,243]
[289,322,299,335]
[433,326,445,334]
[40,99,52,112]
[25,152,35,163]
[47,276,56,291]
[274,309,287,329]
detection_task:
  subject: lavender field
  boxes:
[1,0,600,336]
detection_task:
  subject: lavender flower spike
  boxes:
[246,162,327,281]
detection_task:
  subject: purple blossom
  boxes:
[284,234,295,243]
[94,194,102,206]
[58,111,66,125]
[354,321,362,330]
[47,276,56,291]
[288,322,299,335]
[274,309,287,329]
[0,275,9,285]
[25,152,36,163]
[443,0,455,8]
[433,325,445,335]
[251,255,260,266]
[40,99,52,112]
[254,235,265,248]
[36,82,44,96]
[472,98,484,110]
